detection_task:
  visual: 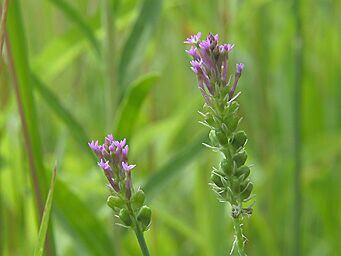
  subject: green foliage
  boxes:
[34,165,57,256]
[0,0,340,255]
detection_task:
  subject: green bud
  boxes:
[220,158,234,176]
[137,206,152,231]
[206,116,215,127]
[240,182,253,200]
[209,130,219,146]
[233,150,247,167]
[131,189,145,210]
[232,131,247,149]
[107,195,125,210]
[229,101,239,113]
[215,130,228,145]
[235,165,250,181]
[119,208,132,226]
[231,177,240,193]
[228,116,239,133]
[210,172,224,187]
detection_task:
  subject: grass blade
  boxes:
[143,133,206,200]
[118,0,162,88]
[49,0,100,56]
[32,74,95,161]
[115,73,159,140]
[54,180,116,255]
[34,164,57,256]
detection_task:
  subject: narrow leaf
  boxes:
[115,73,159,140]
[49,0,100,55]
[143,133,206,200]
[34,164,57,256]
[54,180,116,255]
[118,0,162,87]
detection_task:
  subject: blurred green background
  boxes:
[0,0,340,255]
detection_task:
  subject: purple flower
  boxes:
[88,140,102,155]
[185,32,244,101]
[113,138,126,149]
[184,32,201,44]
[108,144,115,152]
[98,159,111,171]
[190,60,205,74]
[122,145,129,158]
[219,44,234,54]
[185,46,200,59]
[122,162,136,172]
[199,39,211,51]
[105,134,114,145]
[236,63,245,75]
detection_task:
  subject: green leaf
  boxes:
[143,133,206,200]
[6,0,48,211]
[118,0,162,88]
[49,0,100,55]
[32,74,95,161]
[115,73,159,140]
[54,180,116,255]
[34,164,57,256]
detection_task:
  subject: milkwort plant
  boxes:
[89,135,151,256]
[185,32,254,255]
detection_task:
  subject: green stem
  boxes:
[134,224,150,256]
[293,0,303,255]
[232,217,246,256]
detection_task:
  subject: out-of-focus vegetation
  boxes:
[0,0,340,255]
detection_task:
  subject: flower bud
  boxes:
[227,116,239,133]
[137,206,152,231]
[210,172,223,187]
[235,165,250,181]
[215,130,228,145]
[231,177,240,193]
[233,150,247,167]
[107,195,125,210]
[232,131,247,149]
[119,208,132,226]
[220,158,234,176]
[209,130,219,146]
[240,182,253,200]
[131,189,145,210]
[229,101,239,113]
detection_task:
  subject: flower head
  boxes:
[122,162,136,172]
[185,46,200,59]
[236,63,245,76]
[98,159,111,171]
[185,32,244,102]
[184,32,201,44]
[113,139,126,149]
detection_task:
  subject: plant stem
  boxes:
[293,0,303,255]
[232,217,246,256]
[134,224,150,256]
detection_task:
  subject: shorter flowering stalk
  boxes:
[89,135,151,256]
[185,33,254,255]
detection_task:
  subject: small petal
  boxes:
[98,159,111,171]
[236,63,245,75]
[105,134,114,144]
[184,32,201,44]
[122,145,129,157]
[121,162,136,172]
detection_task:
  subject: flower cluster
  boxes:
[89,134,151,232]
[185,32,253,255]
[185,32,244,104]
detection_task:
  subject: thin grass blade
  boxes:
[34,164,57,256]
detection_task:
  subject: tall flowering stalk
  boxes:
[185,32,254,255]
[89,135,151,256]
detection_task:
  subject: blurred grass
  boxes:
[0,0,340,255]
